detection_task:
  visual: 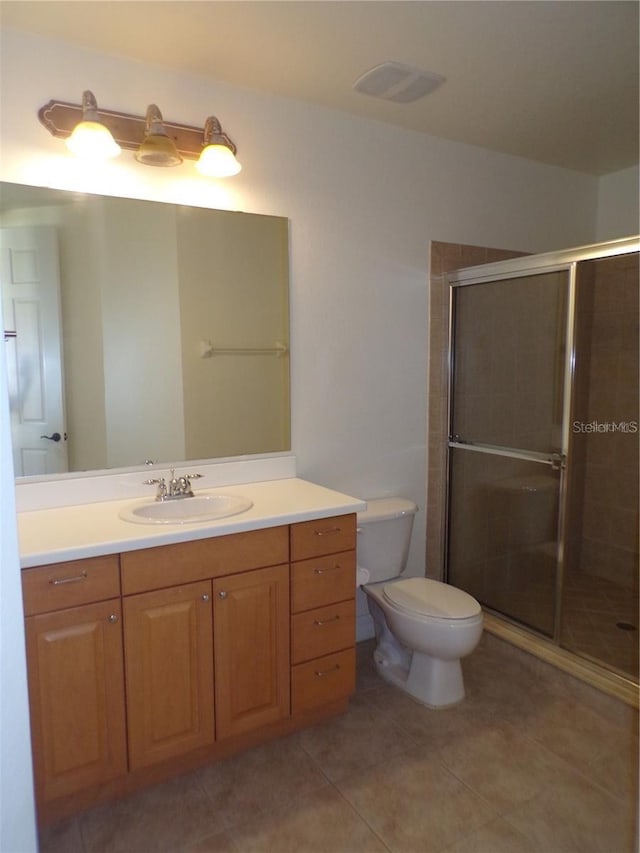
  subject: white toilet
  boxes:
[358,497,483,709]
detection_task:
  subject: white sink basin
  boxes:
[119,493,253,525]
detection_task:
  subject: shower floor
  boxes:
[560,569,639,681]
[454,549,638,680]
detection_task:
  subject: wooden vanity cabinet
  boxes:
[22,556,127,805]
[23,515,357,824]
[290,515,357,714]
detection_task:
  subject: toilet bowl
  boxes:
[364,578,482,708]
[358,498,483,708]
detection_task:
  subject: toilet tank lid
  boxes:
[357,497,418,524]
[384,578,481,619]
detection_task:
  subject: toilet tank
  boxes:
[357,497,418,583]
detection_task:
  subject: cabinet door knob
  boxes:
[201,593,210,602]
[218,591,227,599]
[108,613,118,624]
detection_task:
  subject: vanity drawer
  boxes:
[22,556,121,616]
[290,551,355,613]
[291,648,355,714]
[290,514,356,561]
[121,526,289,594]
[291,599,355,664]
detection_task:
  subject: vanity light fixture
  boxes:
[64,90,121,160]
[38,94,241,176]
[135,104,183,167]
[196,116,241,177]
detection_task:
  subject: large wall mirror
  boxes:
[1,182,290,479]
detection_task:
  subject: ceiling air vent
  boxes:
[353,61,445,103]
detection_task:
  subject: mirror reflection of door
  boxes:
[1,227,68,475]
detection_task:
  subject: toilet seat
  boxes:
[383,578,481,620]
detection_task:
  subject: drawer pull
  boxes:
[49,571,88,586]
[108,613,118,624]
[315,664,341,678]
[313,564,340,575]
[314,526,342,537]
[314,615,341,627]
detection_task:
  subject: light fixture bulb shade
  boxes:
[196,144,242,177]
[135,134,183,167]
[135,104,183,166]
[65,120,121,160]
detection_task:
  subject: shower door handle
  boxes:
[549,453,566,472]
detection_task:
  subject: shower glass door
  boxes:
[561,253,639,678]
[446,269,571,638]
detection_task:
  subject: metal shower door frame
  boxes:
[443,236,640,644]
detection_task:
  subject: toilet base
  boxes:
[373,647,466,709]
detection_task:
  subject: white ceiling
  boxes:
[2,0,638,176]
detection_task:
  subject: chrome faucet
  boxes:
[143,469,203,501]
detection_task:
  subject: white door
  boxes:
[1,227,68,476]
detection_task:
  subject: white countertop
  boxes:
[17,478,366,568]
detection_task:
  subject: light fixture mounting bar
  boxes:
[38,100,237,160]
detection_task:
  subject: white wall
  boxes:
[0,297,37,851]
[596,165,640,241]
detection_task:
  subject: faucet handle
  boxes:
[185,473,203,481]
[144,477,168,501]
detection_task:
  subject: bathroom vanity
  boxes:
[17,475,363,825]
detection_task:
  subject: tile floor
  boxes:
[40,636,638,853]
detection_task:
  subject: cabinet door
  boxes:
[214,564,290,739]
[25,599,127,803]
[123,581,214,770]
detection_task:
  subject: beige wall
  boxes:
[99,197,185,468]
[177,209,289,459]
[58,202,108,470]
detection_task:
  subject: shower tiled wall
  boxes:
[569,253,639,591]
[425,242,526,579]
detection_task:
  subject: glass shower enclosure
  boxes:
[445,237,639,683]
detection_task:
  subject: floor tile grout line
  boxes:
[191,752,334,839]
[328,778,394,853]
[437,744,636,853]
[477,707,640,806]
